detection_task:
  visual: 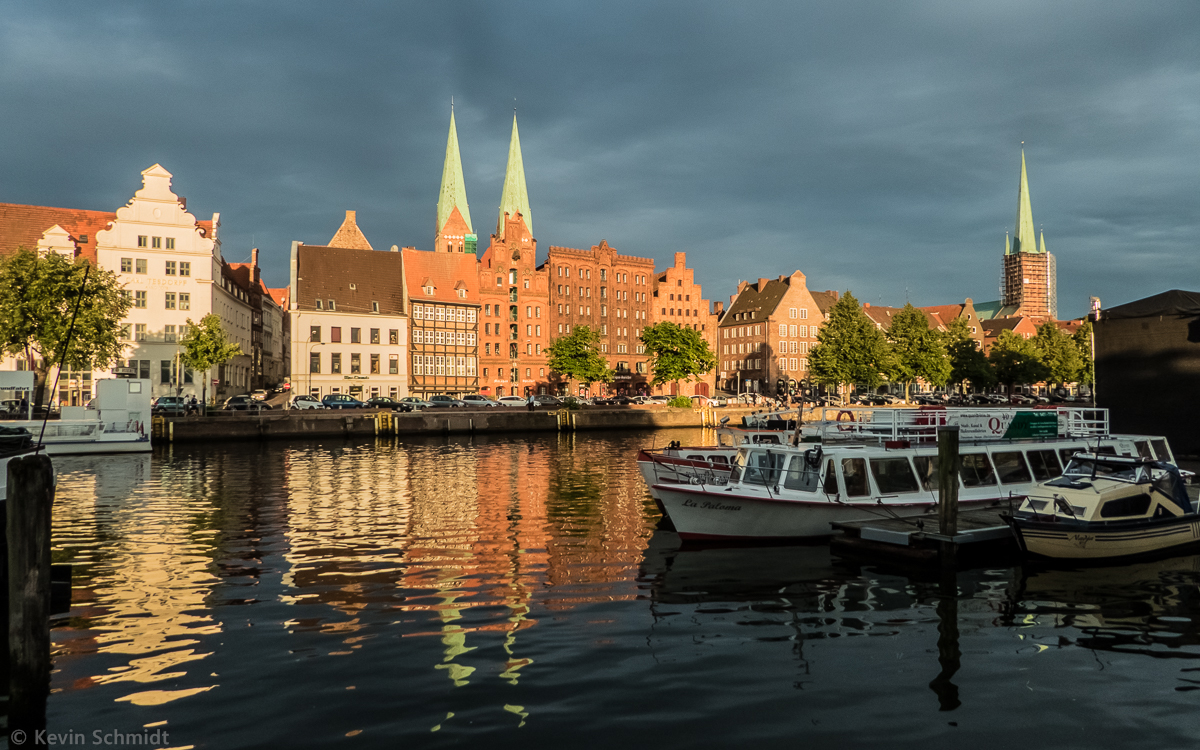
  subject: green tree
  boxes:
[0,248,132,406]
[987,329,1049,393]
[640,321,716,389]
[885,303,951,401]
[808,291,892,404]
[1032,322,1083,389]
[944,315,995,392]
[546,324,613,390]
[1072,319,1095,386]
[180,314,243,408]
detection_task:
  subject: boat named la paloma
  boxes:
[641,406,1180,541]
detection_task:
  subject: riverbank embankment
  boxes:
[152,406,765,443]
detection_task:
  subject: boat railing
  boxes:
[805,405,1109,444]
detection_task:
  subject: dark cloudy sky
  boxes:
[3,1,1198,317]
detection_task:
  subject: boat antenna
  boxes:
[38,263,91,448]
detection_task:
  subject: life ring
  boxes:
[836,410,855,422]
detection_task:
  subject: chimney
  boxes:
[864,302,870,308]
[390,245,399,252]
[251,248,259,283]
[715,301,724,314]
[674,252,686,268]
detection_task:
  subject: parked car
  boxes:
[321,394,365,409]
[396,396,433,412]
[250,389,270,401]
[497,396,528,407]
[364,397,405,410]
[531,394,562,407]
[428,395,466,408]
[462,394,501,407]
[690,395,718,407]
[152,396,189,416]
[288,395,326,410]
[224,395,272,411]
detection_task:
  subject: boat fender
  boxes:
[804,445,823,469]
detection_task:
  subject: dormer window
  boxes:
[457,289,466,298]
[371,301,379,313]
[349,283,357,291]
[316,299,323,310]
[328,299,336,311]
[423,285,434,296]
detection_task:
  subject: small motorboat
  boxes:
[1006,453,1200,562]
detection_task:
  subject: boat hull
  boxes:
[653,483,997,540]
[1009,515,1200,561]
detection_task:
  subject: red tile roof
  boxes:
[295,244,405,315]
[0,202,115,263]
[267,287,290,309]
[401,248,480,304]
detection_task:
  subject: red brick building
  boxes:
[545,240,655,396]
[718,271,826,395]
[650,252,718,396]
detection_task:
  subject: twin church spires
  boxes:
[434,108,531,254]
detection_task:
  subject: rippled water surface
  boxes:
[44,430,1200,749]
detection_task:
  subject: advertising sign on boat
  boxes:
[947,410,1058,440]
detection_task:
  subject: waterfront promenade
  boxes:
[151,405,764,442]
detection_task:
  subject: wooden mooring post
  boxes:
[6,453,54,740]
[936,426,961,567]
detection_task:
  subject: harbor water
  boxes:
[44,429,1200,749]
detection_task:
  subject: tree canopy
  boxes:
[988,329,1050,390]
[1032,322,1084,387]
[885,303,951,400]
[1072,320,1095,386]
[808,291,891,402]
[545,324,613,387]
[639,321,716,387]
[180,314,242,402]
[944,315,996,391]
[0,248,131,404]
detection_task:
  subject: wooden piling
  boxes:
[7,453,54,737]
[936,426,960,537]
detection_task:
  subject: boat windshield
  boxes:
[1062,457,1142,483]
[742,450,786,486]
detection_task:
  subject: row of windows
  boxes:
[482,323,542,337]
[120,258,191,276]
[725,358,762,372]
[414,330,477,346]
[724,325,763,339]
[309,352,401,375]
[135,236,177,250]
[121,290,191,310]
[778,358,810,372]
[482,303,543,318]
[662,307,698,317]
[119,323,188,342]
[481,366,547,382]
[554,266,646,285]
[727,341,765,355]
[413,356,478,377]
[777,324,812,338]
[309,326,400,345]
[788,307,810,320]
[412,304,477,322]
[483,342,543,357]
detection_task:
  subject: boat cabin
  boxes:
[1018,454,1194,523]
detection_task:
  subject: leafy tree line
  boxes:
[545,321,716,394]
[808,291,1093,403]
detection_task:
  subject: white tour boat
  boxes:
[1005,453,1200,562]
[2,377,151,455]
[645,406,1178,541]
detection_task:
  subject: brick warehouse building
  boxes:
[651,251,718,397]
[545,241,655,396]
[718,271,826,395]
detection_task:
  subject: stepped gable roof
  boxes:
[401,247,479,304]
[0,203,115,263]
[1102,289,1200,320]
[294,244,404,315]
[721,277,790,326]
[328,210,374,251]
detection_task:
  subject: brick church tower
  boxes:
[1001,149,1057,320]
[435,107,476,254]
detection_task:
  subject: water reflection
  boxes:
[43,431,1200,748]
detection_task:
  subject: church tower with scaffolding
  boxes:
[1001,149,1057,320]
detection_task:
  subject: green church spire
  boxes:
[436,108,472,236]
[1012,148,1039,254]
[497,113,532,237]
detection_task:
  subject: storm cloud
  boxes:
[3,0,1198,316]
